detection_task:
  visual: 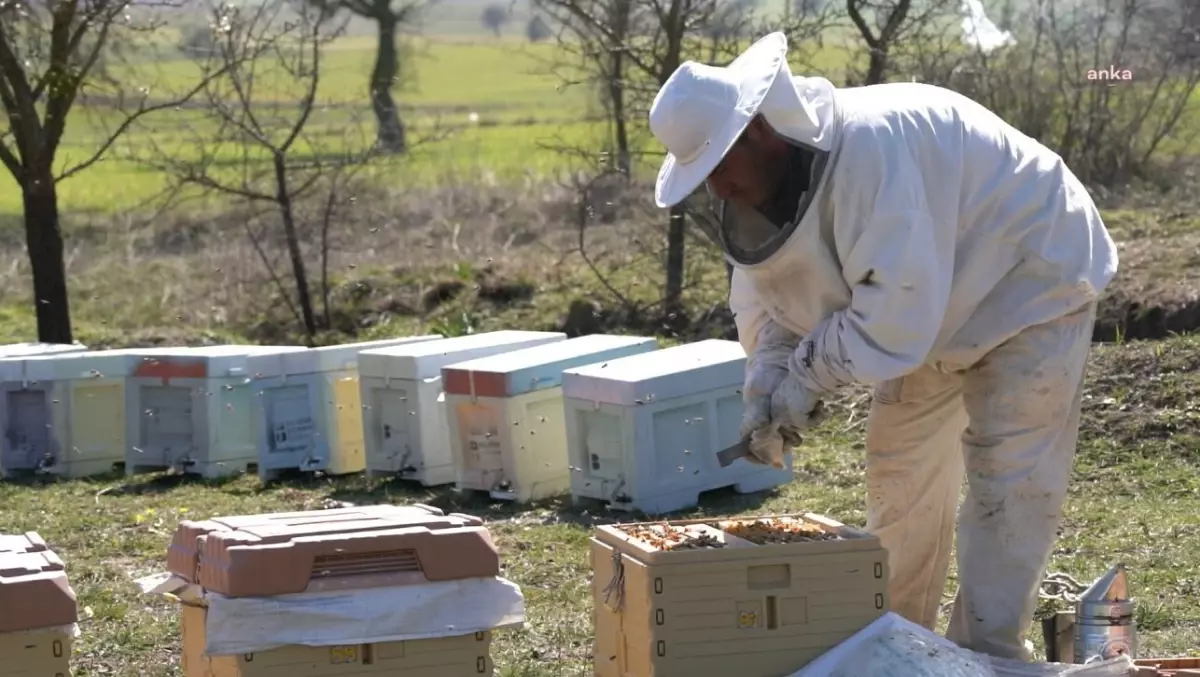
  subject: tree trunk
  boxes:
[273,154,318,341]
[370,15,407,154]
[661,0,687,319]
[608,0,631,176]
[865,49,888,85]
[22,176,73,344]
[664,205,686,318]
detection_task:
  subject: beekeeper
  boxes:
[648,32,1118,661]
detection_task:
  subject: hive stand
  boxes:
[562,339,792,515]
[442,334,658,503]
[123,345,309,478]
[0,343,88,477]
[590,514,889,677]
[0,532,79,677]
[248,336,442,482]
[358,331,567,487]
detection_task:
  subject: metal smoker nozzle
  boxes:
[1077,562,1135,620]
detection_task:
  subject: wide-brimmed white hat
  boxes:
[649,32,789,209]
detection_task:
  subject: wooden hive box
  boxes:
[0,532,79,677]
[180,603,494,677]
[167,505,505,677]
[590,513,889,677]
[1134,658,1200,676]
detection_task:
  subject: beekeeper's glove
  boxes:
[738,326,823,468]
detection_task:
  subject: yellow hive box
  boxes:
[180,603,494,677]
[590,513,889,677]
[0,627,72,677]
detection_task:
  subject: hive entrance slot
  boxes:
[311,549,421,579]
[765,596,779,630]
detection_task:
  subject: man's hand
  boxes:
[738,372,824,468]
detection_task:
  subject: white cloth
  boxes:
[866,302,1096,660]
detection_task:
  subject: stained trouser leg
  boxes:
[947,302,1097,659]
[865,365,967,630]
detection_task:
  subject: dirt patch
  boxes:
[1079,334,1200,455]
[1092,210,1200,340]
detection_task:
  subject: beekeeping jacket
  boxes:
[716,71,1119,660]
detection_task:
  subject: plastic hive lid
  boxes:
[442,334,659,397]
[167,503,456,582]
[0,343,86,358]
[358,330,567,380]
[196,512,501,597]
[278,335,445,376]
[562,338,747,406]
[0,532,78,633]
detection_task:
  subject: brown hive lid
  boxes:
[0,534,78,633]
[167,503,462,583]
[197,517,501,598]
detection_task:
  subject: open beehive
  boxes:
[249,336,442,482]
[167,504,504,676]
[0,532,78,677]
[590,513,889,677]
[442,334,658,503]
[562,339,791,515]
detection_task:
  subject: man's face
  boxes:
[705,118,788,209]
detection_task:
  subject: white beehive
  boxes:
[2,347,179,478]
[562,339,793,515]
[359,330,567,486]
[123,345,309,478]
[442,334,659,503]
[249,336,442,482]
[0,343,89,476]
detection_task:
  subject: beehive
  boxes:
[442,334,659,503]
[166,505,504,677]
[166,503,499,596]
[359,331,567,486]
[590,513,889,677]
[123,345,309,478]
[562,339,792,514]
[250,336,442,481]
[2,347,170,478]
[0,532,79,677]
[180,603,494,677]
[0,343,90,477]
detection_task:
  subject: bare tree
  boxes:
[481,3,511,37]
[534,0,835,320]
[0,0,225,343]
[307,0,436,154]
[892,0,1200,185]
[144,0,375,342]
[845,0,955,84]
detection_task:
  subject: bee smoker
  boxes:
[1041,564,1138,664]
[1074,563,1139,663]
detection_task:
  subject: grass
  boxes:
[1,332,1198,677]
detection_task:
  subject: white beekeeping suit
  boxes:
[648,33,1118,660]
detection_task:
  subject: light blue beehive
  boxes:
[562,338,793,515]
